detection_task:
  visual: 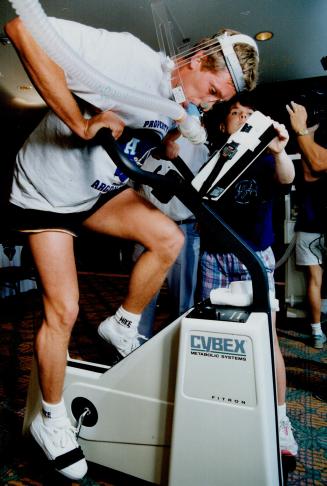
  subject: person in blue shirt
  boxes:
[200,94,298,456]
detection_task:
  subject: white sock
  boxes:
[321,298,327,314]
[278,403,287,423]
[113,306,141,332]
[311,322,322,336]
[42,398,67,420]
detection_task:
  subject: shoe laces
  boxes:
[45,418,78,449]
[279,417,294,436]
[118,332,148,355]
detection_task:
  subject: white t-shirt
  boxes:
[140,137,209,220]
[11,18,173,212]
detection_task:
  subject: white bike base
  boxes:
[23,306,282,485]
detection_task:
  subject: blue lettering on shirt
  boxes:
[124,138,140,156]
[113,168,129,184]
[143,120,169,133]
[90,127,166,193]
[91,179,124,192]
[116,128,162,166]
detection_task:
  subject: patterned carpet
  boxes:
[276,316,326,485]
[0,275,326,485]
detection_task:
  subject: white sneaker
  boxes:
[30,412,88,480]
[312,332,327,349]
[279,416,298,456]
[98,316,145,358]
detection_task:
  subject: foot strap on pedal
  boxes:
[53,446,85,471]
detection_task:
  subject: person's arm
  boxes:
[301,158,320,182]
[268,120,295,184]
[162,129,181,159]
[5,17,124,139]
[151,128,182,160]
[286,101,327,173]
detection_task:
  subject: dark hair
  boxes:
[222,92,257,119]
[204,92,259,153]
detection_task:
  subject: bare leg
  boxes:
[274,305,298,455]
[306,264,323,324]
[271,311,286,405]
[83,188,184,313]
[29,231,79,403]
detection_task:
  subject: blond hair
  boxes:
[192,28,259,91]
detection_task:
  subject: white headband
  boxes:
[218,33,259,93]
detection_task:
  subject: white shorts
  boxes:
[295,231,325,266]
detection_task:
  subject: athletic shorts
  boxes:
[201,246,276,300]
[295,231,325,266]
[6,187,127,237]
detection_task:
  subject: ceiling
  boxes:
[0,0,326,113]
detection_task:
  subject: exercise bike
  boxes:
[23,112,288,485]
